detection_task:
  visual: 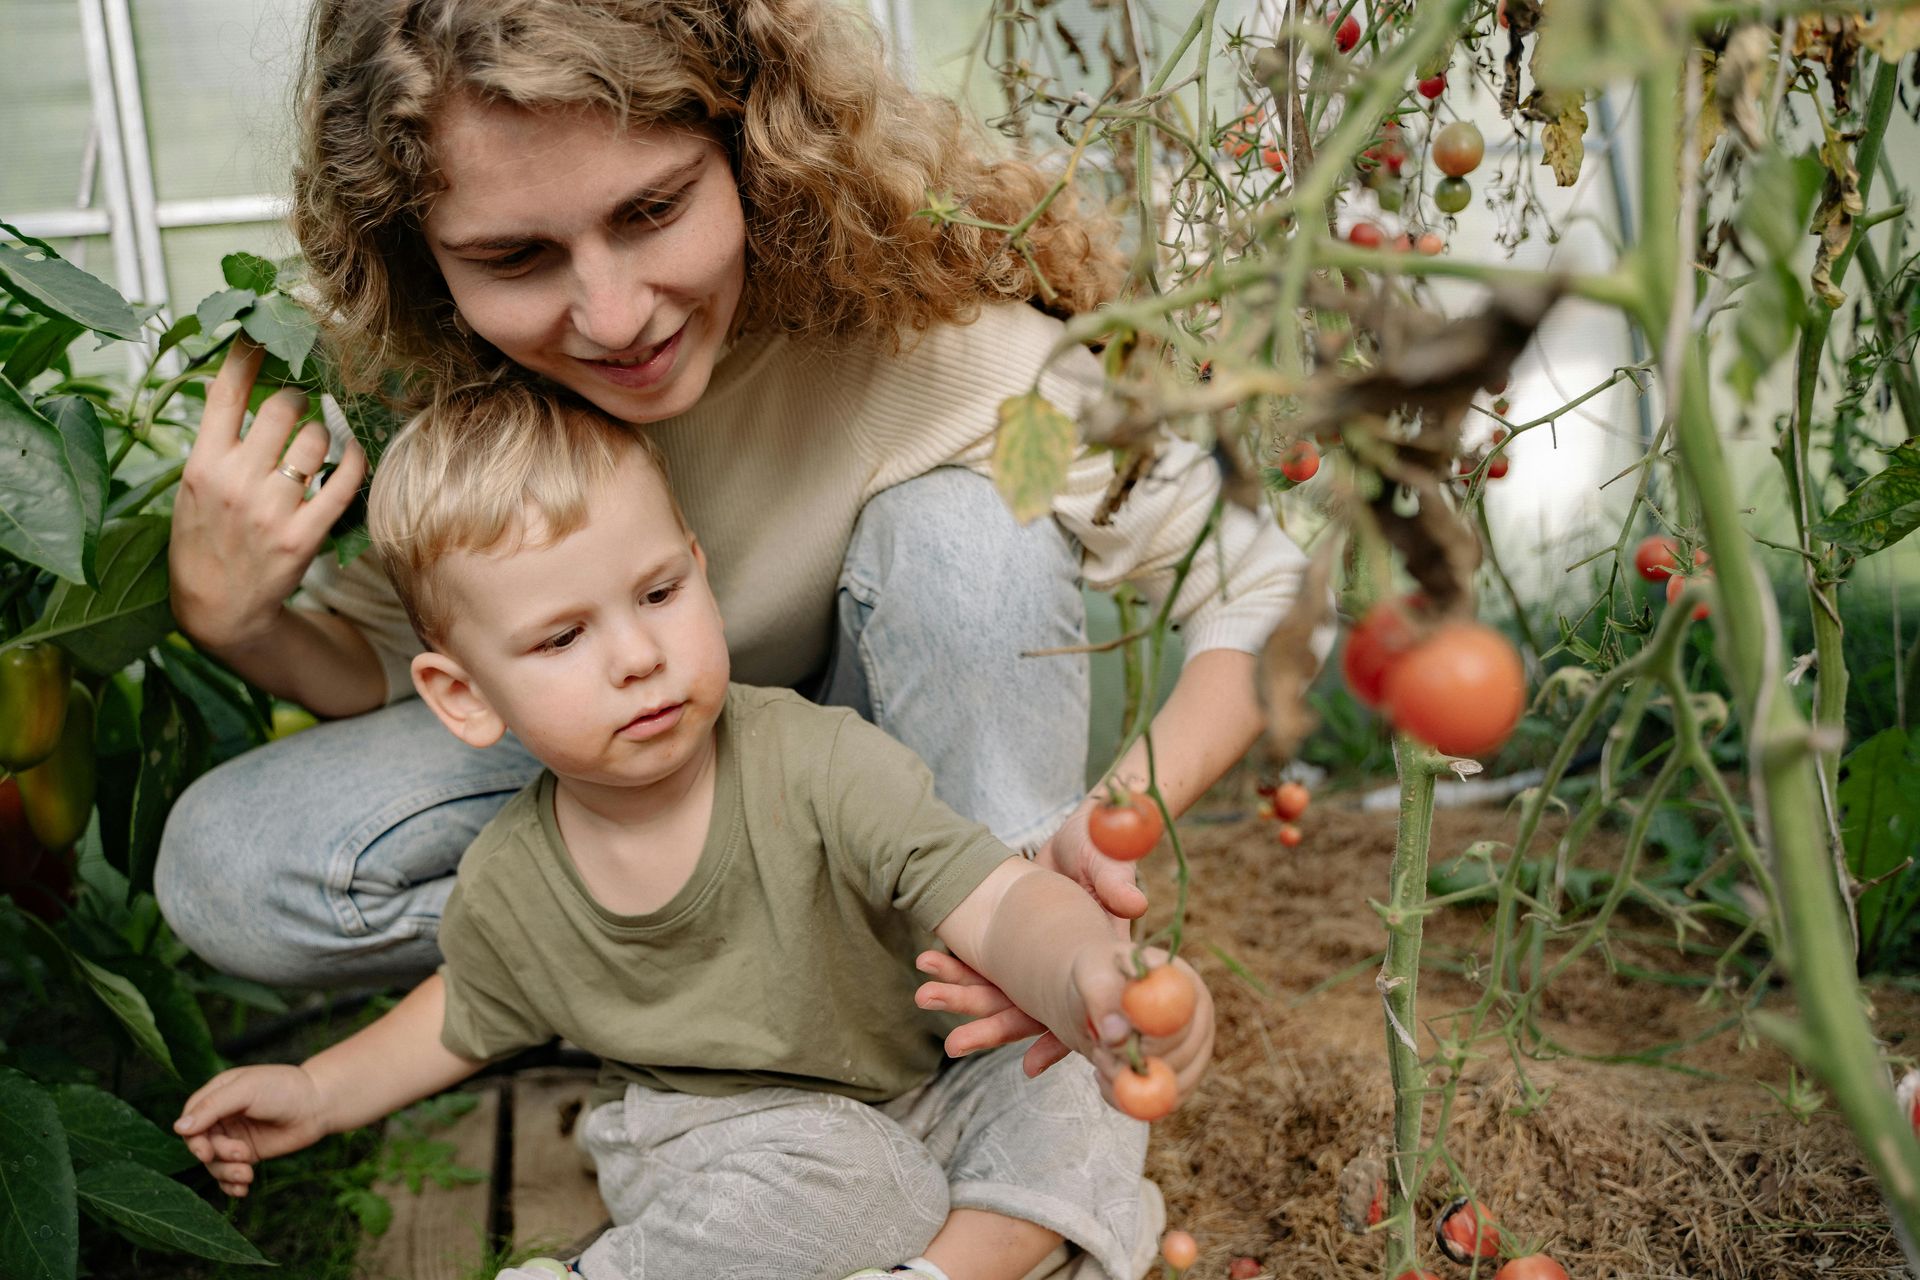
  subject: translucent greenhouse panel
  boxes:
[0,0,94,214]
[126,0,307,204]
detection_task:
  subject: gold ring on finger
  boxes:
[276,462,313,489]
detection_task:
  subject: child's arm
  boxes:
[173,973,486,1196]
[932,859,1213,1112]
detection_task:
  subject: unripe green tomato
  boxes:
[0,644,71,770]
[1375,181,1404,213]
[1433,176,1472,214]
[17,682,96,849]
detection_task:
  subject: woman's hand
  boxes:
[168,339,367,655]
[174,1064,331,1197]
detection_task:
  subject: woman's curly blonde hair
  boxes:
[294,0,1125,393]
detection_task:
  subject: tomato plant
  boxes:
[1113,1056,1179,1120]
[1123,965,1198,1036]
[1382,623,1526,758]
[1088,789,1164,861]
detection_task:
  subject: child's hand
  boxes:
[1032,798,1151,935]
[1069,945,1214,1120]
[174,1065,330,1196]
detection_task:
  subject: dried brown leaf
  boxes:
[1713,26,1774,152]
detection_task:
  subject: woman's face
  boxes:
[425,98,748,424]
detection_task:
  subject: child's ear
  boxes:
[411,649,507,748]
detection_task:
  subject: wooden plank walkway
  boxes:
[357,1070,610,1280]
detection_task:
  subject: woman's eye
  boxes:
[629,197,684,229]
[482,246,540,272]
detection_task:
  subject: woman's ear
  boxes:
[411,650,507,748]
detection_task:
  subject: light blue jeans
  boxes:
[155,468,1093,987]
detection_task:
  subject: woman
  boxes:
[156,1,1315,1273]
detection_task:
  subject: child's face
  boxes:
[422,446,729,792]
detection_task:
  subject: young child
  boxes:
[174,383,1214,1280]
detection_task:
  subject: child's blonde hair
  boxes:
[368,380,685,649]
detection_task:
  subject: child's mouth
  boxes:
[617,702,685,740]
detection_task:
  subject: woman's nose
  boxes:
[570,241,654,354]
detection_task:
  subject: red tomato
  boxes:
[1342,596,1423,708]
[1487,454,1510,479]
[1393,1273,1443,1280]
[1280,440,1320,483]
[1633,535,1683,581]
[1088,791,1164,861]
[1497,0,1510,25]
[1349,222,1385,249]
[1415,231,1445,255]
[1123,965,1198,1037]
[1229,1259,1264,1280]
[1263,145,1289,173]
[1432,121,1485,177]
[1273,781,1310,821]
[1114,1056,1180,1120]
[1486,374,1510,395]
[1277,823,1304,848]
[1333,13,1362,51]
[1417,73,1448,98]
[1367,1181,1386,1226]
[1383,623,1526,757]
[1391,233,1414,252]
[1495,1257,1570,1280]
[1161,1229,1199,1270]
[1435,1198,1502,1263]
[1224,106,1262,158]
[1667,570,1711,621]
[1490,397,1511,416]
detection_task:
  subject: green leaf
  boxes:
[42,396,108,579]
[127,666,211,897]
[1727,267,1802,404]
[1810,445,1920,555]
[107,957,222,1085]
[1839,727,1920,961]
[221,252,277,294]
[53,1084,195,1175]
[1739,151,1825,263]
[195,288,255,335]
[336,1186,394,1238]
[0,1069,78,1280]
[9,516,172,673]
[72,949,175,1075]
[156,314,201,360]
[3,317,85,386]
[75,1161,270,1265]
[992,392,1077,525]
[241,294,317,381]
[0,372,88,584]
[0,228,142,341]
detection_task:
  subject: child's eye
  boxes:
[643,583,680,607]
[538,627,581,653]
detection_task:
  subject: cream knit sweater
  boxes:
[301,301,1319,702]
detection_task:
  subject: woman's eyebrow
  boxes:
[436,157,708,255]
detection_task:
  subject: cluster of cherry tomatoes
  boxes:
[1390,1198,1569,1280]
[1632,534,1712,622]
[1254,778,1311,848]
[1342,598,1527,758]
[1087,787,1202,1121]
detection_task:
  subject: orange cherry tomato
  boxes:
[1280,440,1320,483]
[1229,1259,1263,1280]
[1382,622,1526,757]
[1393,1273,1443,1280]
[1436,1198,1502,1263]
[1415,231,1445,255]
[1123,965,1198,1037]
[1161,1229,1199,1270]
[1262,145,1289,173]
[1495,1257,1569,1280]
[1273,781,1310,820]
[1088,790,1164,861]
[1277,823,1304,848]
[1342,595,1423,708]
[1432,121,1485,177]
[1633,534,1682,581]
[1349,221,1385,249]
[1113,1056,1180,1120]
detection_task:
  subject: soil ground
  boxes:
[1142,784,1915,1279]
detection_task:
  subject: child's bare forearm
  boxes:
[301,973,486,1134]
[942,861,1121,1048]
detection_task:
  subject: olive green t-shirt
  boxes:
[436,683,1016,1104]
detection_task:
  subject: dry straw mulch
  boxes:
[1143,791,1913,1279]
